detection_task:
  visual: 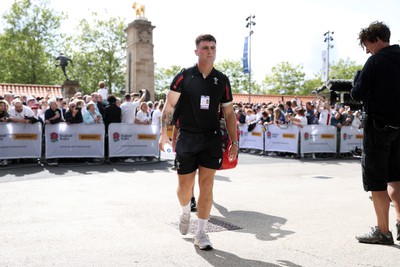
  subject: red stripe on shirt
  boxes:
[225,84,229,100]
[173,75,184,90]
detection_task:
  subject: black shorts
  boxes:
[175,129,222,175]
[362,118,400,191]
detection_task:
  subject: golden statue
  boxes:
[133,2,145,18]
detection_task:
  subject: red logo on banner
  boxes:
[113,132,120,142]
[304,132,309,141]
[50,132,58,143]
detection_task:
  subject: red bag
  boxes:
[219,119,239,170]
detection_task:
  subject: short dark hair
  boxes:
[195,34,216,46]
[107,95,117,104]
[358,21,390,49]
[124,94,131,101]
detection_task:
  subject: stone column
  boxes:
[125,18,156,100]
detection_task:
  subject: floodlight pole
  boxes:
[246,15,255,103]
[324,31,334,81]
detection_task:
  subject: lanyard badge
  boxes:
[200,95,210,110]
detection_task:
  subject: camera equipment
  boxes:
[314,78,363,110]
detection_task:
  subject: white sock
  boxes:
[181,202,191,215]
[196,218,208,235]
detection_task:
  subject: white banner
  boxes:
[340,126,364,153]
[238,124,264,150]
[45,123,104,159]
[0,122,42,159]
[300,125,337,153]
[108,123,160,158]
[265,124,299,153]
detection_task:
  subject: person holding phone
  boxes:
[65,101,83,124]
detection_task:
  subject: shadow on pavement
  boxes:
[183,238,302,267]
[213,202,295,241]
[214,174,231,182]
[0,160,173,183]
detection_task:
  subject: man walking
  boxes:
[158,34,238,250]
[352,21,400,245]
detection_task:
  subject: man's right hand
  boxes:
[158,134,171,152]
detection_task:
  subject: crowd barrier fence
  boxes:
[0,122,363,161]
[45,123,105,159]
[0,122,42,160]
[108,123,160,158]
[239,124,363,156]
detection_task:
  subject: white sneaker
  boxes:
[179,213,190,235]
[124,158,136,163]
[194,230,213,250]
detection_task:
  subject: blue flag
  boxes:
[243,37,249,74]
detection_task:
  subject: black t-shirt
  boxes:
[170,65,233,133]
[0,110,9,120]
[351,45,400,123]
[45,108,62,124]
[65,109,83,124]
[104,104,121,129]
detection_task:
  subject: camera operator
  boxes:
[65,101,83,124]
[351,21,400,245]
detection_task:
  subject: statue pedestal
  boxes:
[62,80,80,99]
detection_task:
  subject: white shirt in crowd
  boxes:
[9,105,34,119]
[120,101,140,124]
[97,88,108,101]
[352,115,362,128]
[136,110,151,123]
[295,114,308,126]
[318,109,331,126]
[152,108,162,126]
[255,111,263,121]
[246,114,256,124]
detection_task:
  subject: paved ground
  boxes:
[1,154,400,267]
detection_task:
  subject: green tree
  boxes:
[0,0,65,84]
[70,14,126,94]
[214,59,260,94]
[263,61,305,95]
[302,75,324,95]
[329,58,363,80]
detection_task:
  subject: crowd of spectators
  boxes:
[0,81,165,166]
[232,96,363,158]
[233,96,362,130]
[1,88,363,166]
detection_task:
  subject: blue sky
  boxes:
[1,0,400,83]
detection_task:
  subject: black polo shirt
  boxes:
[170,65,233,133]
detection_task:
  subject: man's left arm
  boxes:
[222,103,238,161]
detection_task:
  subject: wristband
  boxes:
[232,141,239,146]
